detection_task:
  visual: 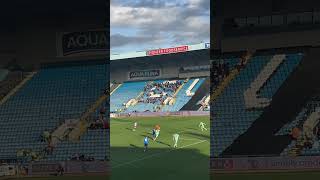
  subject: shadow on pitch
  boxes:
[126,127,132,131]
[111,146,209,180]
[129,144,138,148]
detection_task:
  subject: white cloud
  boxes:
[110,0,209,52]
[110,5,180,28]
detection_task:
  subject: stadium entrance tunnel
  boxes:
[222,48,320,156]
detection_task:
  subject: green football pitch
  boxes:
[111,115,210,180]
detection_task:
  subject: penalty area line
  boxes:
[112,139,207,169]
[180,137,204,141]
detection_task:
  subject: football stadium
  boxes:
[211,0,320,179]
[110,43,210,180]
[0,2,109,179]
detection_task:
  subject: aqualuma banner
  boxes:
[129,69,161,80]
[57,30,107,56]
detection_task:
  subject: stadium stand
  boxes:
[181,77,210,111]
[110,46,210,114]
[110,78,206,113]
[211,52,304,157]
[211,0,320,175]
[278,95,320,157]
[0,60,109,163]
[110,81,146,112]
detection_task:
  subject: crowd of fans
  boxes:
[88,119,109,129]
[236,58,246,70]
[70,153,95,161]
[55,164,64,176]
[40,129,52,143]
[290,104,320,151]
[89,107,109,129]
[210,57,247,91]
[211,62,230,88]
[137,81,183,105]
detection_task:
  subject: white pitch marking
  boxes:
[111,122,132,126]
[179,137,202,141]
[176,130,187,134]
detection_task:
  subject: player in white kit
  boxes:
[133,122,137,131]
[199,122,207,131]
[172,133,180,148]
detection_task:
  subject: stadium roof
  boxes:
[110,43,210,61]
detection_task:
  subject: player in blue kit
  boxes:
[144,136,149,152]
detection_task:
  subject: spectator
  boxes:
[46,144,53,155]
[42,130,51,143]
[103,120,109,129]
[56,164,64,176]
[71,153,80,160]
[211,61,230,89]
[79,154,85,161]
[100,107,106,115]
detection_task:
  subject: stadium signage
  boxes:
[114,111,209,117]
[0,165,16,176]
[180,65,210,73]
[28,161,109,175]
[65,161,109,173]
[211,156,320,171]
[129,69,160,79]
[61,30,107,56]
[29,163,60,175]
[146,45,189,56]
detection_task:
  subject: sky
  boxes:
[110,0,210,54]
